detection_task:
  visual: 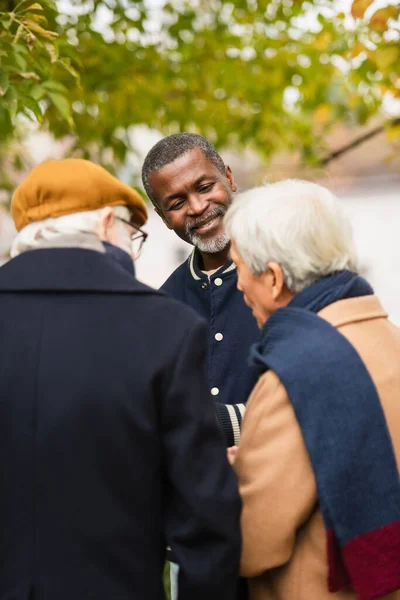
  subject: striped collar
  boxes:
[188,248,236,281]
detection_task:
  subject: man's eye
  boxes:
[199,183,214,193]
[169,201,184,211]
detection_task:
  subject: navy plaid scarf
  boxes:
[249,271,400,600]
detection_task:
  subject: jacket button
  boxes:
[215,333,223,341]
[201,281,208,290]
[211,387,220,396]
[214,277,223,286]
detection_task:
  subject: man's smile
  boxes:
[187,208,226,238]
[192,215,221,234]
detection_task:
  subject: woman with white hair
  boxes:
[225,180,400,600]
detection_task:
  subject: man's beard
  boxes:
[185,207,230,254]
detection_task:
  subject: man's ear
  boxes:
[267,262,285,301]
[97,207,115,241]
[154,205,172,230]
[225,165,237,193]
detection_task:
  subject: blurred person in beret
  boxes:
[0,158,241,600]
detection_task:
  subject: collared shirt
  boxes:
[161,249,260,407]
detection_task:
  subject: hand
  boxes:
[227,445,238,466]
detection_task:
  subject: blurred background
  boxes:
[0,0,399,322]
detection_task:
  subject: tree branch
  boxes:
[321,118,400,166]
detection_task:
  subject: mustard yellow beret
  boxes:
[11,158,148,232]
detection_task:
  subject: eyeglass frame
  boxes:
[116,216,148,258]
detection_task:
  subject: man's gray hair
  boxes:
[11,206,131,257]
[224,180,359,293]
[142,132,226,205]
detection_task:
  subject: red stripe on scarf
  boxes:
[328,522,400,600]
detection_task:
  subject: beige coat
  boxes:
[235,296,400,600]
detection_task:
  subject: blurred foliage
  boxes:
[0,0,78,134]
[0,0,399,182]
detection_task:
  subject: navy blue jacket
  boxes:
[162,249,259,408]
[0,246,241,600]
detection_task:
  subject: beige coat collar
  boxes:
[318,295,388,329]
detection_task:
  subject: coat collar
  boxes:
[318,295,388,328]
[188,248,236,281]
[0,247,156,295]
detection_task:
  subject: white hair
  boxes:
[224,180,359,293]
[11,205,132,258]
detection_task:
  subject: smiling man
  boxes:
[142,133,259,439]
[142,134,259,600]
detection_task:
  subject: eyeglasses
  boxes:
[116,217,148,259]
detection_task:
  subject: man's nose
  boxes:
[186,193,209,217]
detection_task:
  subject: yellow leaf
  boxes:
[351,0,374,19]
[25,3,44,10]
[373,47,399,70]
[12,23,24,44]
[24,13,47,25]
[313,32,331,51]
[19,72,41,80]
[386,124,400,142]
[369,6,399,32]
[349,42,366,57]
[24,20,58,39]
[314,104,332,125]
[45,42,58,63]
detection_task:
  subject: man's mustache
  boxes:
[186,207,226,236]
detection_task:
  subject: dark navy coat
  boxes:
[162,249,259,406]
[0,245,241,600]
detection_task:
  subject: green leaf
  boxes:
[30,84,46,100]
[0,72,10,96]
[3,12,15,30]
[14,53,28,70]
[14,0,55,13]
[5,86,18,119]
[39,0,57,11]
[48,91,73,126]
[13,43,29,70]
[21,95,43,121]
[41,80,68,93]
[58,59,79,79]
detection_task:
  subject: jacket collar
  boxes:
[188,248,236,281]
[0,247,155,295]
[318,295,388,328]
